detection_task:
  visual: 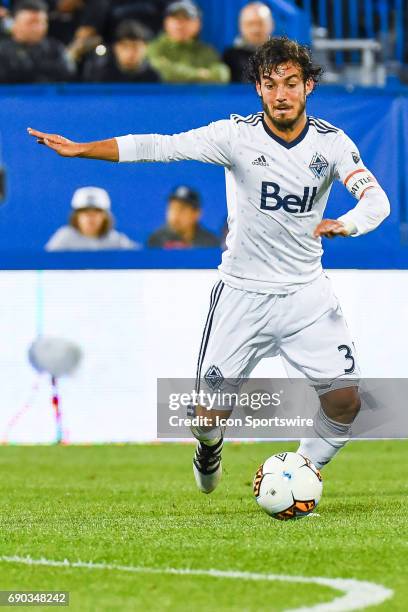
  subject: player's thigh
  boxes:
[196,281,277,385]
[280,303,360,384]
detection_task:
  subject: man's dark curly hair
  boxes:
[247,37,323,86]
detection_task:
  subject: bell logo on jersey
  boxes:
[260,182,318,214]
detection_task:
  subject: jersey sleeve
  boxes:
[333,132,372,189]
[115,119,234,167]
[333,132,390,236]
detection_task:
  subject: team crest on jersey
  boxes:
[309,152,329,179]
[204,365,224,390]
[352,151,360,164]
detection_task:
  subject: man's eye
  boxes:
[288,83,297,88]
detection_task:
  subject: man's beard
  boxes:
[262,97,306,132]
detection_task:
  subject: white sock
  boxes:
[188,402,226,445]
[298,406,351,469]
[297,437,346,469]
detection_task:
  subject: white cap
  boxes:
[71,187,111,211]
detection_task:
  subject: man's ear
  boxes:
[305,78,314,96]
[256,81,262,97]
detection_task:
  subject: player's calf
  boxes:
[298,386,361,469]
[320,386,361,424]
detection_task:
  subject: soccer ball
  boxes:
[253,452,323,520]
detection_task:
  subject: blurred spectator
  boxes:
[147,0,230,83]
[0,0,74,83]
[0,4,12,38]
[70,0,170,52]
[148,186,220,248]
[47,0,85,46]
[223,2,274,82]
[46,187,140,251]
[83,20,160,82]
[66,22,101,69]
[2,1,166,68]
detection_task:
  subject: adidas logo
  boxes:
[252,155,269,166]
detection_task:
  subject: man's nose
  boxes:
[276,85,286,100]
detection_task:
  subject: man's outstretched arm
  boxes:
[28,120,234,167]
[27,128,119,161]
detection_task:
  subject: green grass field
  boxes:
[0,441,406,611]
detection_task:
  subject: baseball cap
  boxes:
[71,187,111,211]
[165,0,201,19]
[169,185,201,209]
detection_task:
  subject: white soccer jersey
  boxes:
[117,112,389,294]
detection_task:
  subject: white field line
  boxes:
[0,555,393,612]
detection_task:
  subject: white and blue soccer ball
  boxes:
[253,452,323,520]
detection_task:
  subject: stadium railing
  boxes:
[297,0,405,65]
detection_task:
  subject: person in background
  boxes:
[0,3,11,38]
[0,0,74,83]
[79,0,169,43]
[47,0,84,46]
[65,0,170,69]
[147,0,230,83]
[0,1,98,72]
[46,186,140,251]
[223,2,274,82]
[82,20,160,83]
[147,186,220,248]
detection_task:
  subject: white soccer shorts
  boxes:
[196,273,360,397]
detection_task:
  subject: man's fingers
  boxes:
[28,127,77,157]
[44,138,63,152]
[324,226,347,236]
[316,229,346,238]
[27,128,49,139]
[28,128,69,145]
[313,225,327,238]
[29,129,56,144]
[314,219,347,238]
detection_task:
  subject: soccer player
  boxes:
[28,37,390,494]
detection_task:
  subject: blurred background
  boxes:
[0,0,407,443]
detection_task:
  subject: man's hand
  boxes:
[27,128,84,157]
[313,219,349,239]
[27,128,119,161]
